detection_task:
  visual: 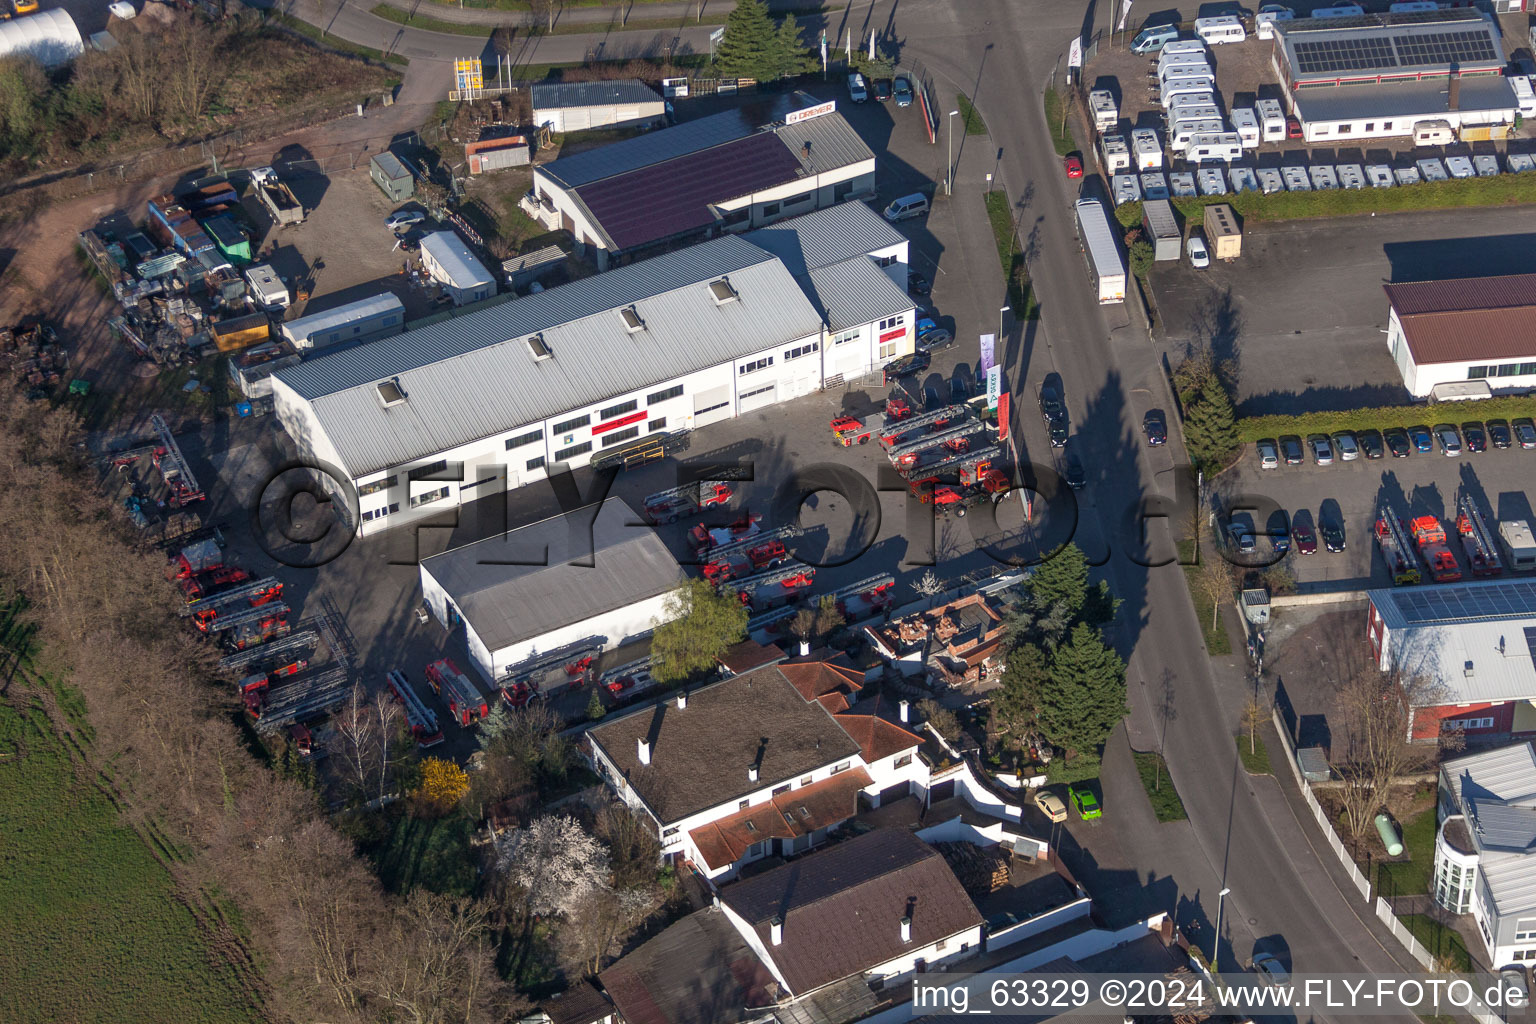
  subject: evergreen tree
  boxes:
[1036,623,1128,760]
[650,579,748,686]
[585,688,607,722]
[1183,375,1240,470]
[714,0,779,79]
[1029,542,1089,618]
[991,644,1049,751]
[770,16,814,79]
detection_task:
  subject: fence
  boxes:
[1373,897,1438,969]
[1270,706,1373,902]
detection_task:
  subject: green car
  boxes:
[1070,784,1102,820]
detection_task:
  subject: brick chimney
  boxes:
[638,738,651,765]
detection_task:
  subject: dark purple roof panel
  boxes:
[574,132,804,251]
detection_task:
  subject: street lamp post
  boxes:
[999,305,1010,342]
[947,110,960,195]
[1213,886,1232,972]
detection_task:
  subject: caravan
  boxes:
[1101,134,1131,173]
[1194,15,1246,44]
[1161,77,1218,107]
[1088,90,1119,132]
[1159,39,1208,62]
[1131,128,1164,169]
[1256,98,1286,142]
[1230,107,1260,148]
[1170,120,1228,151]
[1158,55,1211,82]
[1185,133,1245,164]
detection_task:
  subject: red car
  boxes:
[1285,116,1303,139]
[1293,520,1317,555]
[1064,153,1084,179]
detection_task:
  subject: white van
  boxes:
[1089,89,1119,132]
[1256,98,1286,142]
[1170,119,1228,151]
[1195,15,1246,44]
[1511,75,1536,118]
[1230,107,1260,148]
[1132,23,1182,54]
[1185,133,1245,164]
[883,193,929,221]
[1411,119,1455,147]
[1311,4,1364,18]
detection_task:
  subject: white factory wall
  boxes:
[1386,311,1536,398]
[535,100,665,134]
[1299,105,1515,143]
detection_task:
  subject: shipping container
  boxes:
[1142,199,1181,261]
[1203,203,1241,260]
[211,312,271,353]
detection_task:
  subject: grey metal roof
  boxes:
[1443,743,1536,810]
[1292,76,1515,123]
[273,235,822,476]
[421,231,495,290]
[1467,799,1536,853]
[421,497,683,657]
[538,110,758,190]
[742,200,905,278]
[775,112,875,176]
[1442,742,1536,917]
[501,245,566,275]
[370,151,411,180]
[281,292,404,341]
[805,257,914,332]
[531,79,663,111]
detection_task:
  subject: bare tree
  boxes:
[1240,695,1267,756]
[327,682,402,805]
[912,569,944,607]
[163,18,219,123]
[376,891,509,1024]
[1191,549,1236,632]
[560,886,653,974]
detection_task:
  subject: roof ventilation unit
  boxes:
[526,333,552,361]
[376,378,406,406]
[708,277,738,305]
[619,306,645,332]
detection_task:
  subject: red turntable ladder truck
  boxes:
[1374,503,1421,586]
[1455,490,1504,578]
[386,669,445,748]
[1410,515,1463,583]
[642,481,733,524]
[425,658,489,727]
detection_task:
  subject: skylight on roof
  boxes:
[619,306,645,332]
[526,333,552,361]
[709,277,738,305]
[376,378,406,406]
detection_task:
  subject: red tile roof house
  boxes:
[584,662,927,882]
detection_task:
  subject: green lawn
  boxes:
[1236,733,1270,775]
[370,4,492,34]
[982,190,1040,321]
[956,92,987,136]
[1132,751,1188,822]
[362,806,478,897]
[1177,539,1233,656]
[1042,87,1075,156]
[0,698,259,1024]
[1375,808,1438,898]
[1400,914,1472,972]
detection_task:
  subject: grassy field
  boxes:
[1132,751,1188,822]
[956,92,987,136]
[1400,914,1473,972]
[0,697,259,1024]
[1236,733,1270,775]
[1375,808,1438,898]
[1177,539,1233,656]
[1236,394,1536,444]
[363,806,478,897]
[1042,87,1075,156]
[982,190,1041,321]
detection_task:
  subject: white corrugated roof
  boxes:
[1442,742,1536,917]
[742,201,905,277]
[1390,621,1536,704]
[805,257,913,332]
[0,9,83,66]
[421,231,494,290]
[273,235,822,477]
[281,293,403,342]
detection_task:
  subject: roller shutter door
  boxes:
[693,385,731,426]
[738,382,777,413]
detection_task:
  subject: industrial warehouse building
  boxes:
[531,80,665,134]
[1384,273,1536,398]
[1366,579,1536,743]
[523,103,875,269]
[269,201,913,536]
[1272,9,1517,143]
[419,497,685,683]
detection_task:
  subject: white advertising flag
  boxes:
[978,333,996,373]
[1116,0,1134,31]
[986,365,1002,410]
[1069,37,1083,68]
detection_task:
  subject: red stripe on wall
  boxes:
[879,327,906,343]
[591,410,648,435]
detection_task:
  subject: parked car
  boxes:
[1307,433,1334,465]
[916,318,954,352]
[1280,434,1304,465]
[1322,518,1346,552]
[847,72,869,102]
[1385,427,1411,458]
[1359,429,1385,460]
[907,271,932,297]
[1065,153,1084,179]
[1285,116,1303,139]
[892,75,914,107]
[1333,431,1360,461]
[1069,783,1102,820]
[1409,424,1434,452]
[1516,417,1536,449]
[1063,444,1087,489]
[1229,512,1257,554]
[1033,789,1067,822]
[1145,410,1168,446]
[1256,437,1279,468]
[1039,377,1068,448]
[1294,518,1317,554]
[1498,966,1529,1004]
[1462,421,1487,453]
[882,351,929,384]
[1187,233,1210,269]
[1252,953,1291,986]
[1488,418,1513,449]
[1435,423,1462,456]
[873,78,893,101]
[1269,510,1291,554]
[384,208,427,230]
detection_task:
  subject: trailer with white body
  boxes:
[1073,199,1126,305]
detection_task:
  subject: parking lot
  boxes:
[1149,205,1536,415]
[1214,422,1536,590]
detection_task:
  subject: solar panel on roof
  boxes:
[1294,37,1398,74]
[1391,579,1536,625]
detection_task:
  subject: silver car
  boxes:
[1333,431,1360,461]
[1308,434,1334,465]
[1256,438,1279,469]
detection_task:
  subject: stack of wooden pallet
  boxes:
[934,842,1010,896]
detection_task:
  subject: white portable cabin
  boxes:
[1194,16,1246,44]
[1185,133,1244,164]
[1230,107,1260,148]
[1158,39,1208,64]
[1170,120,1227,151]
[1088,90,1119,132]
[1256,98,1286,142]
[1255,8,1294,39]
[1132,128,1164,169]
[1101,134,1131,173]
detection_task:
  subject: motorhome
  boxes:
[1230,107,1260,148]
[1089,89,1119,132]
[1184,133,1245,164]
[1132,128,1164,169]
[1101,133,1131,173]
